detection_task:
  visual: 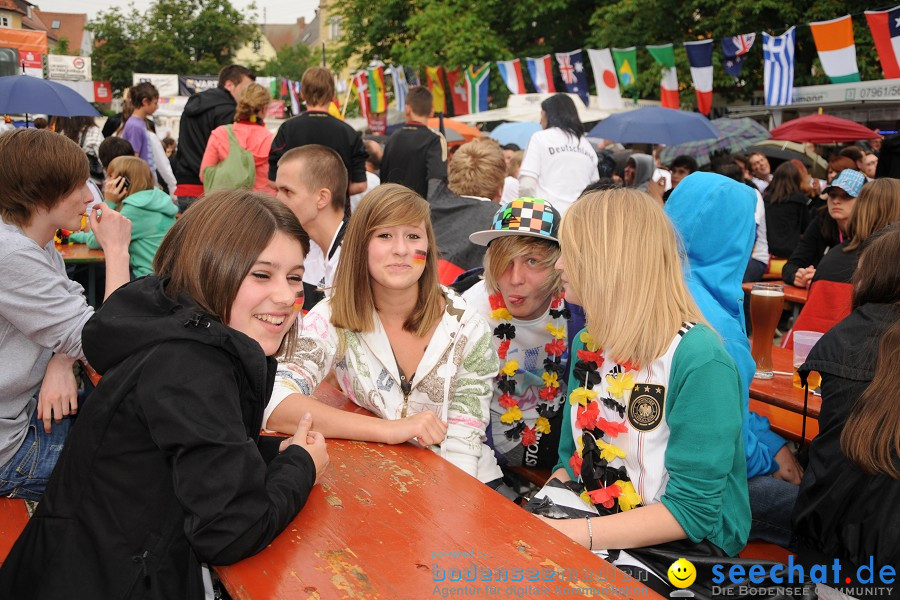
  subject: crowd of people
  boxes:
[0,62,897,599]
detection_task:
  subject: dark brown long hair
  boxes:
[841,224,900,477]
[764,161,802,203]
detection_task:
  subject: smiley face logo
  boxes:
[667,558,696,589]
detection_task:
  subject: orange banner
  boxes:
[0,29,48,54]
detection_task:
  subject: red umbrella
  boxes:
[769,114,878,144]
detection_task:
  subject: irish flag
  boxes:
[809,15,860,83]
[866,6,900,79]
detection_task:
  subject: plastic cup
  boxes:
[792,330,824,388]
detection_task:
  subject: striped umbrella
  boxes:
[659,117,770,167]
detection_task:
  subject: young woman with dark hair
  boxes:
[518,94,598,214]
[793,222,900,576]
[0,190,328,599]
[764,161,812,259]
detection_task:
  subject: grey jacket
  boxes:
[0,222,91,466]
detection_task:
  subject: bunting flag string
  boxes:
[332,10,887,118]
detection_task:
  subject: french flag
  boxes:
[526,55,556,94]
[865,5,900,79]
[684,39,714,116]
[497,59,526,94]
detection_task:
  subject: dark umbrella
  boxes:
[0,74,99,126]
[659,117,770,166]
[769,114,878,144]
[588,106,719,146]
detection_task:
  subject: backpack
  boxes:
[202,125,256,193]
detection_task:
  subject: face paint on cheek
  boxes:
[413,249,427,265]
[293,292,304,311]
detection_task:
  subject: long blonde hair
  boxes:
[330,184,443,336]
[560,188,706,367]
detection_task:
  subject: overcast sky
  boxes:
[33,0,318,25]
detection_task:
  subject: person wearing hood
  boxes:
[667,172,800,548]
[0,191,329,599]
[624,153,656,192]
[70,156,178,278]
[173,64,255,212]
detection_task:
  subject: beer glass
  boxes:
[750,283,784,379]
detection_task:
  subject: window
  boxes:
[51,19,60,29]
[0,16,10,28]
[329,17,341,40]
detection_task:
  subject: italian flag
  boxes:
[809,15,860,84]
[647,44,680,109]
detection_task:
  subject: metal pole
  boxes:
[321,43,326,67]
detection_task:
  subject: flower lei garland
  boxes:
[569,331,644,513]
[489,292,569,447]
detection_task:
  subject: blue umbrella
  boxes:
[588,106,718,146]
[0,75,99,125]
[489,122,542,149]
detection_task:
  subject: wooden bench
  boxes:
[0,498,29,565]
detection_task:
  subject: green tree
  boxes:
[51,38,71,56]
[87,0,257,94]
[260,43,315,82]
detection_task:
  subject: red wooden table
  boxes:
[749,346,820,443]
[215,385,663,600]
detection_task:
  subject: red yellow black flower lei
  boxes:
[489,292,568,447]
[569,331,643,513]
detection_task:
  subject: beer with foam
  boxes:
[750,284,784,379]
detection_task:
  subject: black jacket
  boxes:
[427,180,498,279]
[810,240,858,286]
[173,87,237,186]
[765,191,812,259]
[781,216,841,285]
[0,277,316,600]
[381,122,447,198]
[793,303,900,572]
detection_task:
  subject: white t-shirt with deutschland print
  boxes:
[519,127,599,214]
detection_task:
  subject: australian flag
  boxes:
[555,49,590,106]
[722,33,756,77]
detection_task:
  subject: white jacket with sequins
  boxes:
[268,289,503,483]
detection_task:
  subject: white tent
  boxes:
[453,93,660,124]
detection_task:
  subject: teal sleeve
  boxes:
[68,231,100,248]
[553,328,585,478]
[659,326,750,556]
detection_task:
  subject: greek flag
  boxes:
[389,65,408,112]
[763,27,795,106]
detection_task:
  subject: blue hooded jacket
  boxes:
[666,172,786,478]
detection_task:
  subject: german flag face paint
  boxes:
[413,249,427,265]
[293,291,304,311]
